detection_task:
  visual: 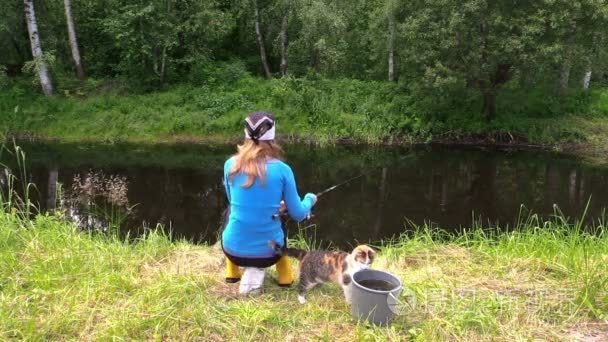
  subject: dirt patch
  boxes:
[140,244,224,282]
[280,322,355,342]
[567,322,608,342]
[379,245,474,270]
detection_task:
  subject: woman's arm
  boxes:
[223,159,232,203]
[282,164,316,222]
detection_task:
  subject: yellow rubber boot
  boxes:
[275,256,294,287]
[225,257,241,283]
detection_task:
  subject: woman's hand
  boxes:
[279,193,317,222]
[305,193,318,206]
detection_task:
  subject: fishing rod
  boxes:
[312,152,415,199]
[315,174,365,198]
[271,174,364,220]
[272,152,416,221]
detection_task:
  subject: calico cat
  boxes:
[270,242,376,304]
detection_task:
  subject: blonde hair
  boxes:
[229,140,283,188]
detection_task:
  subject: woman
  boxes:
[222,112,317,294]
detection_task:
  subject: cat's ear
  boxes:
[353,245,375,264]
[364,246,376,262]
[352,247,366,262]
[367,249,376,262]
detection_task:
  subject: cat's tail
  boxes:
[268,241,307,260]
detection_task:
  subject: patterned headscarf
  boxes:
[244,112,275,143]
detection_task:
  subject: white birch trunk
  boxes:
[280,13,289,77]
[559,37,574,96]
[160,46,167,85]
[64,0,85,80]
[559,58,570,96]
[582,70,592,90]
[583,59,592,91]
[253,0,272,79]
[153,45,167,85]
[24,0,54,95]
[388,14,396,82]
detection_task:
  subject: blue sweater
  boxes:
[222,157,316,258]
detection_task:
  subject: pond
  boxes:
[10,142,608,248]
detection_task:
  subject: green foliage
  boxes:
[2,0,608,112]
[287,0,348,76]
[0,77,408,141]
[21,53,57,86]
[0,1,28,66]
[2,75,608,147]
[2,0,608,141]
[72,0,235,87]
[189,60,250,86]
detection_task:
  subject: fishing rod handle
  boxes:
[271,211,314,220]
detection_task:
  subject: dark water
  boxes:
[356,279,396,292]
[10,142,608,248]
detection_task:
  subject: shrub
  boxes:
[189,60,250,87]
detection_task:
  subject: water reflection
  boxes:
[16,143,608,248]
[46,167,58,211]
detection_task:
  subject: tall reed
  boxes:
[0,142,38,220]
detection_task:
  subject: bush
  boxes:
[3,72,608,145]
[189,60,250,87]
[194,91,252,119]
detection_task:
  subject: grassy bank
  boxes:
[1,77,608,155]
[1,211,606,341]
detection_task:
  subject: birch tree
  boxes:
[23,0,54,95]
[279,6,289,77]
[386,0,398,82]
[387,13,396,82]
[551,2,580,96]
[580,28,608,92]
[64,0,85,80]
[367,0,402,81]
[545,0,608,96]
[558,41,572,96]
[582,59,592,91]
[253,0,273,79]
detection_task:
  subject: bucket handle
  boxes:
[388,292,415,310]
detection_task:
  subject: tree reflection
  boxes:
[373,167,388,239]
[19,143,608,248]
[46,167,58,212]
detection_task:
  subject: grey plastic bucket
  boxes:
[350,269,402,326]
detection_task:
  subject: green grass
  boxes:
[1,210,606,341]
[2,76,608,155]
[0,77,406,145]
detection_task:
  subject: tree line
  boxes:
[1,0,608,118]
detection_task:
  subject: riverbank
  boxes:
[1,211,606,341]
[1,78,608,160]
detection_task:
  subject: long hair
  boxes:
[229,140,283,188]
